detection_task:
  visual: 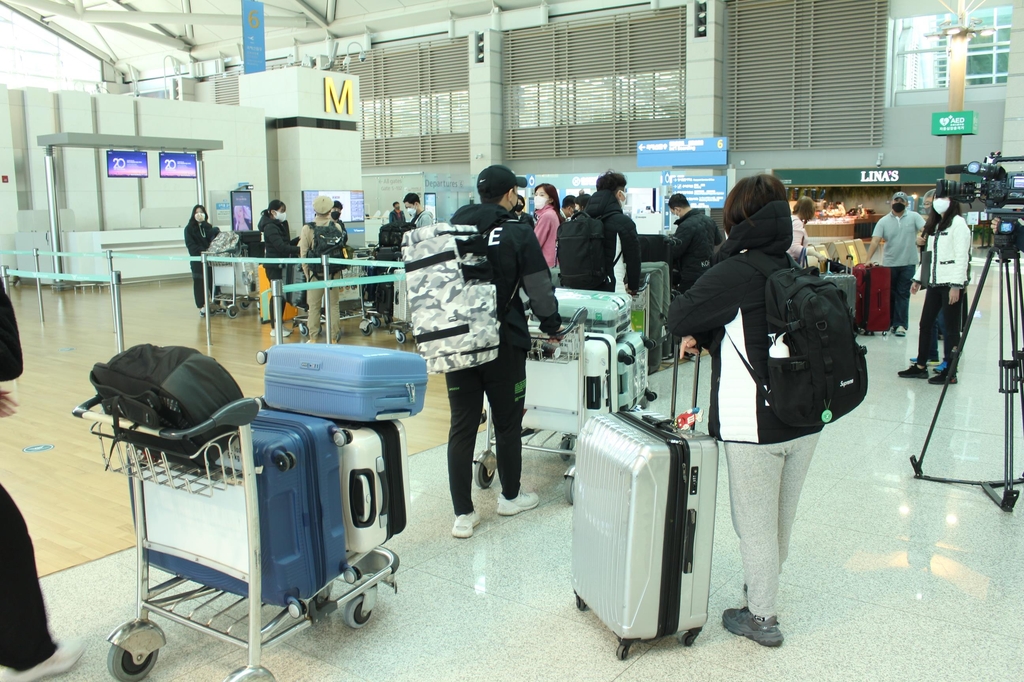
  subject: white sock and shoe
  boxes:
[497,491,539,516]
[2,640,86,681]
[452,511,480,538]
[270,325,293,338]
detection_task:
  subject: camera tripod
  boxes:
[910,243,1024,511]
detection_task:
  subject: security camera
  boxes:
[358,52,366,63]
[876,152,884,168]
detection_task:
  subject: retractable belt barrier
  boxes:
[0,248,406,347]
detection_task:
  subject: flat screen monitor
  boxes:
[106,150,148,178]
[301,190,366,224]
[231,190,253,231]
[159,152,197,179]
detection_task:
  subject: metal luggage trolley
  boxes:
[73,396,398,682]
[295,256,372,339]
[473,308,588,491]
[359,251,412,345]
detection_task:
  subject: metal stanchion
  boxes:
[110,270,125,353]
[32,249,45,322]
[105,249,116,332]
[202,253,211,345]
[271,279,284,346]
[321,255,332,344]
[0,265,9,296]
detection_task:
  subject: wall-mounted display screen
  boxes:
[301,190,366,223]
[106,150,148,178]
[158,152,198,179]
[231,190,253,231]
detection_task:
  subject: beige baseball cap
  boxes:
[313,195,333,215]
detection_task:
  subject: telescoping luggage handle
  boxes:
[669,335,701,420]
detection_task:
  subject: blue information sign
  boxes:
[662,172,728,209]
[638,137,728,168]
[242,0,266,75]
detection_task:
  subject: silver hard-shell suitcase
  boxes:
[570,343,719,659]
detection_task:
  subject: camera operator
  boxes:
[899,196,971,385]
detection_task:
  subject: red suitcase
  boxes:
[853,264,891,334]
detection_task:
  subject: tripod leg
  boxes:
[912,249,996,476]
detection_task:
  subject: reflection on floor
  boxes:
[26,270,1024,680]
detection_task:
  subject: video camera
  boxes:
[935,153,1024,250]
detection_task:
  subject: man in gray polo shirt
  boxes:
[864,191,925,337]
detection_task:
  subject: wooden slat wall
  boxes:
[726,0,887,151]
[348,38,470,167]
[504,7,687,160]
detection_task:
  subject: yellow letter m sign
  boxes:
[324,77,354,116]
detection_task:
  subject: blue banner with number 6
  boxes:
[242,0,266,74]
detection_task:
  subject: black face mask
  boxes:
[331,211,341,221]
[892,203,906,213]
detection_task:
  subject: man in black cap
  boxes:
[865,190,925,336]
[445,165,562,539]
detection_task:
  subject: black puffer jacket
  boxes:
[450,203,561,350]
[671,213,713,285]
[667,200,820,445]
[584,190,642,292]
[0,290,23,381]
[259,212,299,259]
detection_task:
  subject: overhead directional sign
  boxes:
[638,137,728,167]
[242,0,266,74]
[662,172,728,208]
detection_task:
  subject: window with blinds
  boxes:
[347,38,470,167]
[504,7,686,160]
[726,0,887,151]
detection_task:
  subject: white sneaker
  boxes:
[497,491,539,516]
[452,511,480,538]
[3,640,86,681]
[271,326,293,338]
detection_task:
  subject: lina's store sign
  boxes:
[932,111,978,136]
[775,167,945,186]
[324,77,354,116]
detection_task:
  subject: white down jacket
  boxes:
[914,215,971,288]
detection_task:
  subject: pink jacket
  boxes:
[788,215,808,262]
[534,203,559,267]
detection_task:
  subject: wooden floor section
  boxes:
[1,279,455,577]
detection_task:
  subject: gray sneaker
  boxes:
[722,607,784,647]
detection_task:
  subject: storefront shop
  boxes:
[774,167,944,240]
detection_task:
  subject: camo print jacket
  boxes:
[449,203,561,350]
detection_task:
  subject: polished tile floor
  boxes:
[35,268,1024,681]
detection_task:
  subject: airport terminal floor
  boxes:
[3,268,1023,681]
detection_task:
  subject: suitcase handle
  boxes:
[349,469,378,528]
[669,336,701,419]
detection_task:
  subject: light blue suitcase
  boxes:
[262,344,428,421]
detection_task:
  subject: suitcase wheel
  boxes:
[616,641,634,661]
[240,300,250,310]
[343,585,376,629]
[299,322,309,337]
[574,592,588,612]
[372,316,383,328]
[107,645,158,682]
[226,305,239,319]
[360,320,373,336]
[558,435,575,462]
[395,330,408,344]
[680,628,701,647]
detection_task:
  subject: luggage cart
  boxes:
[295,260,370,339]
[361,275,413,345]
[473,308,588,490]
[210,261,257,318]
[73,396,399,682]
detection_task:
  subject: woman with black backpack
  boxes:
[183,204,219,316]
[259,200,299,337]
[667,174,825,648]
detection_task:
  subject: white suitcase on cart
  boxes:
[570,352,718,659]
[337,420,411,553]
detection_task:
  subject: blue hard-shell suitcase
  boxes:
[263,344,428,421]
[145,410,348,607]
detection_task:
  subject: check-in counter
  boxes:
[64,228,192,281]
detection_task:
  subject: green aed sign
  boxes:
[932,111,978,136]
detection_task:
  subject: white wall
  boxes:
[0,86,19,266]
[57,91,102,232]
[94,93,141,230]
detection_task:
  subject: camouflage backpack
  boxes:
[402,221,510,373]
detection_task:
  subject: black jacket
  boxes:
[672,212,713,285]
[584,190,642,291]
[0,290,22,381]
[259,213,299,259]
[450,203,561,350]
[684,207,724,249]
[184,221,219,259]
[667,200,820,445]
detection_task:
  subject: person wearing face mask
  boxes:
[259,199,299,337]
[899,195,971,384]
[514,195,535,228]
[864,191,925,337]
[668,193,713,294]
[443,165,561,539]
[403,193,435,228]
[584,170,642,295]
[388,201,403,225]
[331,200,346,229]
[183,204,220,315]
[532,183,562,267]
[561,196,577,221]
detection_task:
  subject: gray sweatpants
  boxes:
[724,432,820,620]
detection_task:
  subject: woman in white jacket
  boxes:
[898,196,971,384]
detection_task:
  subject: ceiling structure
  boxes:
[0,0,641,76]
